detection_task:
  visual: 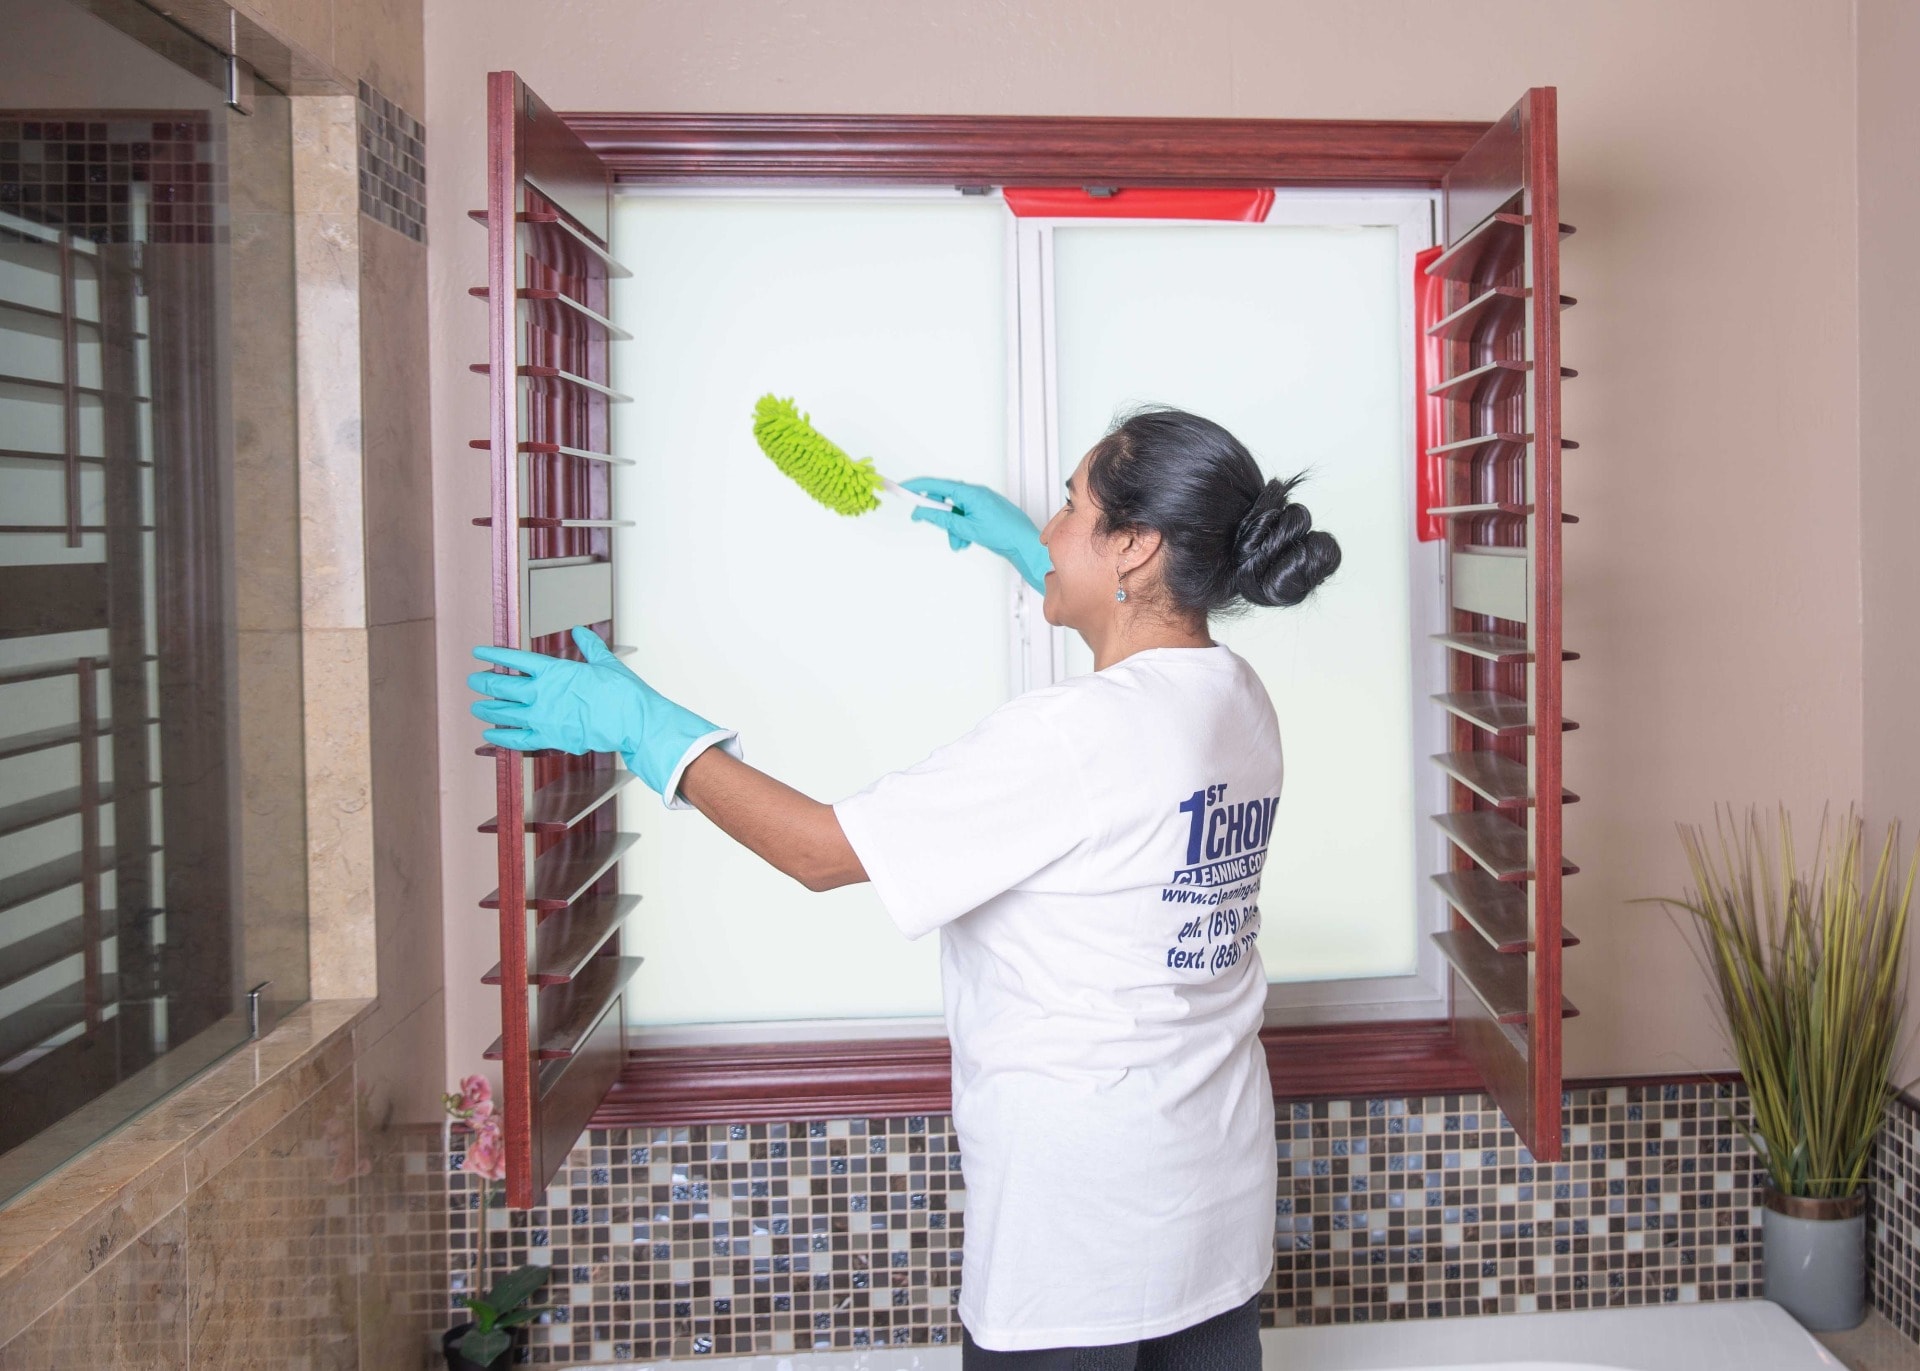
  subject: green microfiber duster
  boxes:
[751,394,945,517]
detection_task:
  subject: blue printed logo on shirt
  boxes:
[1161,784,1274,974]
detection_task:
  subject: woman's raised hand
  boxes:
[900,478,1053,594]
[468,626,737,805]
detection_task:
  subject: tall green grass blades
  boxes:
[1647,806,1917,1199]
[751,394,884,517]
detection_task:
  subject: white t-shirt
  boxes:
[833,644,1281,1352]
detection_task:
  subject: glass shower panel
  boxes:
[0,0,304,1203]
[610,194,1010,1027]
[1050,222,1420,984]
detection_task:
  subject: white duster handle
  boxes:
[882,476,953,510]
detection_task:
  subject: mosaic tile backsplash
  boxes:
[1870,1091,1920,1340]
[441,1081,1768,1364]
[356,80,425,243]
[0,115,219,244]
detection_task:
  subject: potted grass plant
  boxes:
[1645,806,1916,1331]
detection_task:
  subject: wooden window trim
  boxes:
[562,112,1491,187]
[597,1028,1737,1130]
[566,108,1499,1128]
[595,1023,1498,1128]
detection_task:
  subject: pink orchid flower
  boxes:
[462,1116,508,1182]
[459,1074,493,1113]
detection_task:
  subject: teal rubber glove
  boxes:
[901,477,1053,594]
[468,626,740,809]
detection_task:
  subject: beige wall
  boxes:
[426,0,1871,1081]
[1859,0,1920,1086]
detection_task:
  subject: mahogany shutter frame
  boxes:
[1423,88,1577,1161]
[467,100,1583,1138]
[476,70,641,1207]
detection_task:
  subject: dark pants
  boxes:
[960,1293,1263,1371]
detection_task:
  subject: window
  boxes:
[610,191,1010,1031]
[610,187,1450,1037]
[473,90,1572,1196]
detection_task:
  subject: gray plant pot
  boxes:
[1761,1186,1868,1331]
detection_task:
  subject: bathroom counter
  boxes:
[1819,1314,1920,1370]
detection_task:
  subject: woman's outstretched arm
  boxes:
[469,626,865,892]
[677,748,868,893]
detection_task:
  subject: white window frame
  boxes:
[617,185,1452,1041]
[1009,191,1451,1026]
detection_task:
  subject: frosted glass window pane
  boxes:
[1050,223,1418,984]
[611,196,1012,1026]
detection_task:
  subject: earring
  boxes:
[1114,572,1128,603]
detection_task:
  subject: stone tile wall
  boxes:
[0,1004,449,1371]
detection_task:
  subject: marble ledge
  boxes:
[0,998,374,1348]
[1820,1314,1920,1371]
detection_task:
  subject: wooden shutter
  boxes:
[473,71,640,1207]
[1421,88,1577,1161]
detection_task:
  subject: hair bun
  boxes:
[1232,476,1341,608]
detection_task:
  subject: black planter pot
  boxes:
[442,1323,506,1370]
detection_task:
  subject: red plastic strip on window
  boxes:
[1001,187,1276,221]
[1414,244,1446,542]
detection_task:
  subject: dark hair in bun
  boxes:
[1084,404,1341,616]
[1231,473,1344,609]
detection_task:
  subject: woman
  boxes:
[469,405,1340,1369]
